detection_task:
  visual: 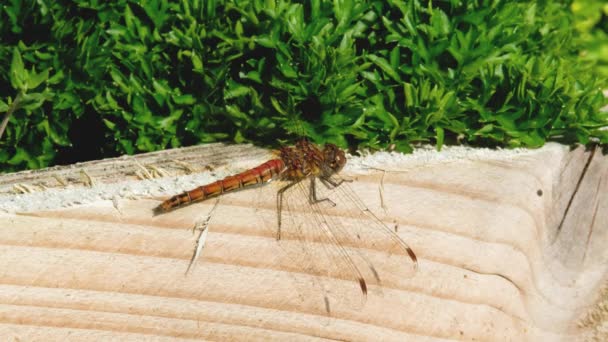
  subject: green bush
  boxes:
[1,0,607,172]
[572,0,608,78]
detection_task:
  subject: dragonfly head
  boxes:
[322,143,346,175]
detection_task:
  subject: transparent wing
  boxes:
[268,174,418,314]
[319,173,419,276]
[271,177,369,313]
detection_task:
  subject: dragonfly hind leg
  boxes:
[276,181,298,240]
[309,177,336,207]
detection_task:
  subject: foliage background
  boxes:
[0,0,607,172]
[572,0,608,78]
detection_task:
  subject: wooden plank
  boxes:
[0,142,606,341]
[0,143,269,194]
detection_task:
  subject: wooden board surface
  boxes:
[0,142,606,341]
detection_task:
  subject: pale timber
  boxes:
[0,142,606,342]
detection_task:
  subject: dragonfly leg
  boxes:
[320,176,352,189]
[276,181,298,240]
[310,177,336,207]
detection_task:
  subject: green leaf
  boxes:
[136,134,155,151]
[191,52,203,72]
[47,70,64,85]
[435,127,444,150]
[103,119,116,130]
[26,68,49,90]
[255,36,276,48]
[38,119,70,146]
[403,83,417,108]
[120,139,135,155]
[10,48,26,91]
[337,82,360,100]
[224,84,250,100]
[368,54,401,82]
[19,92,51,112]
[234,129,246,143]
[173,94,196,105]
[7,148,32,166]
[270,97,287,115]
[430,8,451,36]
[0,99,8,112]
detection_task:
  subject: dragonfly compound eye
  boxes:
[323,144,346,174]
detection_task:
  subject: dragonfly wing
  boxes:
[309,173,418,293]
[274,177,373,312]
[246,172,418,313]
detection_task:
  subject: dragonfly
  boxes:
[155,139,418,311]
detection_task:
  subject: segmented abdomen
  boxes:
[155,159,285,212]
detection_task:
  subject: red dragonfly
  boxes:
[155,139,418,311]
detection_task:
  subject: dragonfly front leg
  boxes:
[276,181,297,241]
[309,177,336,207]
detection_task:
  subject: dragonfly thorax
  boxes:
[278,140,346,181]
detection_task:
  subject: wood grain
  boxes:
[0,143,606,341]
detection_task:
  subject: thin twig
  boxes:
[0,92,23,140]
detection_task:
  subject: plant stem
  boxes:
[0,92,23,140]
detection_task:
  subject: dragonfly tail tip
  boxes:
[152,205,166,216]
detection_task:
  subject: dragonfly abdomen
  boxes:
[155,159,285,213]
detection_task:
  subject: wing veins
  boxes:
[289,178,369,297]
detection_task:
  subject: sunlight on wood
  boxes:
[0,142,606,341]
